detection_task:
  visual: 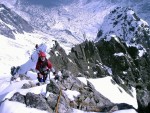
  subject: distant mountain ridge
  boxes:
[8,0,115,44]
[0,4,33,39]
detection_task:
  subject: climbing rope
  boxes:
[55,88,62,113]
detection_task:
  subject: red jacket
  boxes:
[36,58,53,74]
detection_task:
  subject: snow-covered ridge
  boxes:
[0,4,33,39]
[96,7,149,42]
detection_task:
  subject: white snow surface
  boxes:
[78,77,137,109]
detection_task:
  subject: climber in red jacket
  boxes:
[36,51,56,83]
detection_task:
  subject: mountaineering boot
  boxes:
[36,82,41,86]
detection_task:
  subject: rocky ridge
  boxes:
[48,7,150,113]
[10,71,135,113]
[0,4,33,39]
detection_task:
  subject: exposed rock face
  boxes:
[10,92,53,113]
[26,93,53,112]
[95,7,150,113]
[48,38,150,112]
[0,4,33,39]
[10,70,135,113]
[96,36,150,112]
[48,7,150,113]
[50,40,110,78]
[10,92,25,104]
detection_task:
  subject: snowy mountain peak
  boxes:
[0,4,33,39]
[96,7,149,42]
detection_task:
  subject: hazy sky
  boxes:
[19,0,74,7]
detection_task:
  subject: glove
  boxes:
[53,72,56,75]
[54,74,59,80]
[43,69,50,75]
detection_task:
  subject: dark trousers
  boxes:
[37,74,47,82]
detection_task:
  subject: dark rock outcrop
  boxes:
[50,40,110,78]
[48,37,149,112]
[10,70,135,113]
[26,92,53,112]
[10,92,25,104]
[95,7,150,112]
[0,4,33,39]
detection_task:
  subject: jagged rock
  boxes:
[10,92,25,104]
[48,38,150,112]
[57,70,86,91]
[69,40,108,78]
[46,90,71,113]
[87,80,96,92]
[69,80,114,112]
[96,36,138,86]
[26,92,53,112]
[137,89,150,113]
[0,4,33,39]
[101,105,118,112]
[57,103,70,113]
[21,83,32,89]
[47,70,115,112]
[47,93,58,110]
[96,7,150,45]
[95,103,135,112]
[10,70,137,113]
[49,41,79,75]
[21,81,36,89]
[49,41,110,78]
[46,79,61,94]
[58,94,70,113]
[61,69,70,79]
